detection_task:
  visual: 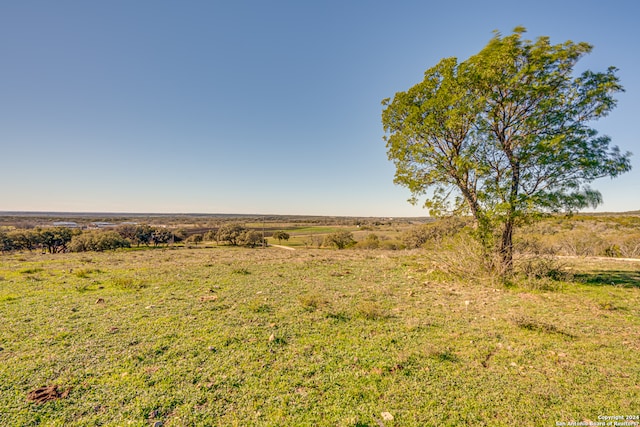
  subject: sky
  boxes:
[1,0,638,217]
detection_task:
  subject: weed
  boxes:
[111,277,146,290]
[325,311,350,322]
[598,301,620,311]
[298,293,328,311]
[74,283,91,292]
[431,349,459,363]
[513,316,576,338]
[19,267,43,274]
[247,301,272,313]
[356,301,389,320]
[74,268,101,278]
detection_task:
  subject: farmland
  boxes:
[1,214,639,426]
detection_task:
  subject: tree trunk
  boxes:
[499,218,514,273]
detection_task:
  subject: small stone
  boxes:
[95,298,105,304]
[381,412,394,421]
[268,333,275,342]
[153,422,163,427]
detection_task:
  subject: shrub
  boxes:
[272,231,290,243]
[355,233,380,249]
[69,231,130,252]
[323,231,355,249]
[402,217,469,249]
[216,224,247,246]
[238,230,265,247]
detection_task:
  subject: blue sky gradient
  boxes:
[1,0,638,216]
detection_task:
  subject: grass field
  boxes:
[1,245,639,426]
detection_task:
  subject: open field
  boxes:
[1,243,639,426]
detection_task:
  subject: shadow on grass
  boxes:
[574,270,640,288]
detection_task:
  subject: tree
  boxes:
[272,231,290,243]
[7,230,41,251]
[38,227,75,253]
[134,225,154,246]
[323,231,355,249]
[69,231,130,252]
[238,230,265,247]
[216,224,247,246]
[185,234,203,245]
[0,231,14,252]
[151,228,174,246]
[382,28,631,273]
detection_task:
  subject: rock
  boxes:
[381,412,394,421]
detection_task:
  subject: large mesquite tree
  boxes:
[382,28,631,272]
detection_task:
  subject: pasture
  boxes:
[1,240,639,426]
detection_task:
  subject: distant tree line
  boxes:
[0,224,181,253]
[0,222,273,253]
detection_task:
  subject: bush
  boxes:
[272,231,290,242]
[323,231,355,249]
[185,234,203,245]
[238,230,265,247]
[216,224,247,246]
[354,233,380,249]
[69,231,131,252]
[402,217,469,249]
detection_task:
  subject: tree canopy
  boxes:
[382,28,631,271]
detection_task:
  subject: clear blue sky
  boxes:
[1,0,638,216]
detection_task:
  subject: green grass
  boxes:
[1,248,639,426]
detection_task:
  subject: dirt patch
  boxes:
[27,385,71,404]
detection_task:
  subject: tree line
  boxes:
[0,223,280,253]
[0,224,181,253]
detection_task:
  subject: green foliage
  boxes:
[271,230,290,243]
[238,230,265,248]
[38,227,78,253]
[355,233,381,249]
[0,230,13,252]
[216,224,247,246]
[382,28,631,271]
[185,234,203,245]
[323,230,355,249]
[69,231,131,252]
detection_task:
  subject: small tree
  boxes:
[186,234,203,245]
[239,230,264,247]
[133,225,154,246]
[151,228,174,246]
[204,230,218,243]
[0,231,14,252]
[382,28,631,273]
[216,224,247,246]
[323,231,355,249]
[39,227,75,253]
[272,231,290,243]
